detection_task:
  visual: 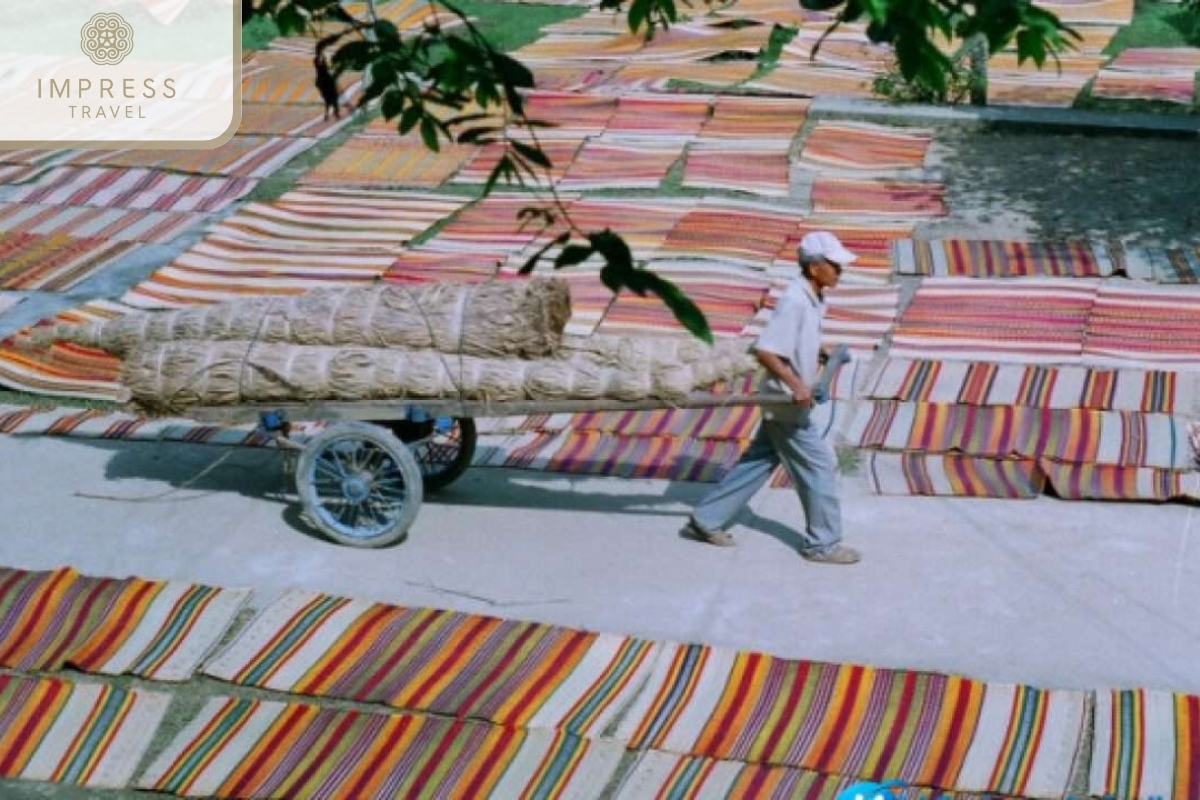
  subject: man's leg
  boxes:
[762,419,843,554]
[690,424,780,538]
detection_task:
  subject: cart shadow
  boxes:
[431,469,804,550]
[75,439,330,544]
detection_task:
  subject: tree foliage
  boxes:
[248,0,1080,342]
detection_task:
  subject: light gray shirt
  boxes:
[755,278,824,417]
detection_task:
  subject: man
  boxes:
[685,230,860,565]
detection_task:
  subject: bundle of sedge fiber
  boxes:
[119,336,759,413]
[36,278,572,360]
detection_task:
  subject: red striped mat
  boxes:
[0,232,137,292]
[811,177,947,217]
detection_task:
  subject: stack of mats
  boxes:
[1083,283,1200,369]
[1090,689,1200,800]
[894,239,1122,278]
[851,357,1200,500]
[1092,48,1200,105]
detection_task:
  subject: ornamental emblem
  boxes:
[80,13,135,65]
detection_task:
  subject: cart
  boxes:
[182,392,787,548]
[182,347,850,548]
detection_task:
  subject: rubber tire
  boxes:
[296,421,423,548]
[379,416,477,493]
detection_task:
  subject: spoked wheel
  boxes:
[383,416,476,493]
[296,422,423,548]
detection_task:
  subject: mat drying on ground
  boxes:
[3,166,257,213]
[0,231,138,291]
[615,645,1086,798]
[139,695,623,799]
[44,278,572,360]
[1082,283,1200,370]
[798,122,933,172]
[0,565,250,680]
[117,333,757,412]
[0,203,205,242]
[203,588,659,737]
[894,238,1120,278]
[0,674,169,789]
[1090,689,1200,800]
[811,177,947,217]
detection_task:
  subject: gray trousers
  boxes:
[691,415,842,553]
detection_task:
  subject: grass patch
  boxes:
[751,23,798,79]
[448,0,588,54]
[1102,0,1200,54]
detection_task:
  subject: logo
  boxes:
[837,780,905,800]
[80,13,134,65]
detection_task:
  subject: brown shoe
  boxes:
[800,544,861,565]
[685,519,735,547]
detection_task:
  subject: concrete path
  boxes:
[4,432,1198,695]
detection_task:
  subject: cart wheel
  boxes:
[382,416,477,493]
[296,422,423,548]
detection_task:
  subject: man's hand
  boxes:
[791,381,814,408]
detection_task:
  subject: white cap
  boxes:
[799,231,857,266]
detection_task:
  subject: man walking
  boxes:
[686,231,860,565]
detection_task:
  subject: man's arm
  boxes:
[757,349,813,407]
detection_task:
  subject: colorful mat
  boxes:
[300,137,478,188]
[237,103,344,137]
[1083,282,1200,370]
[681,142,792,197]
[556,139,683,191]
[614,646,1086,798]
[0,674,169,789]
[522,91,617,137]
[656,200,804,268]
[1141,246,1200,284]
[894,238,1120,278]
[3,166,257,213]
[138,695,624,799]
[0,300,126,400]
[453,137,584,187]
[743,284,902,354]
[0,232,138,292]
[869,358,1196,413]
[604,93,712,138]
[745,64,878,98]
[846,401,1192,469]
[66,136,315,179]
[0,203,205,243]
[888,278,1099,364]
[1090,689,1200,800]
[0,565,250,680]
[618,751,1024,800]
[203,589,659,737]
[799,122,933,172]
[698,96,810,141]
[385,248,509,285]
[1092,47,1200,105]
[609,60,758,92]
[811,177,947,217]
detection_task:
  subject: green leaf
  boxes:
[799,0,845,11]
[510,139,552,170]
[381,89,405,120]
[1015,28,1047,66]
[373,19,401,45]
[274,5,305,34]
[518,231,571,275]
[399,103,422,134]
[331,39,374,71]
[420,116,440,152]
[483,155,516,196]
[456,126,499,144]
[492,53,535,89]
[628,0,650,32]
[642,272,713,343]
[554,244,595,268]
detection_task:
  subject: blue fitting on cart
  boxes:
[259,409,289,433]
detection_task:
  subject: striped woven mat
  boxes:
[0,231,137,292]
[203,589,659,737]
[65,135,315,179]
[0,565,249,680]
[0,203,205,243]
[799,122,933,172]
[656,200,804,268]
[847,401,1192,469]
[237,103,345,137]
[453,138,584,187]
[745,63,878,98]
[698,96,810,141]
[618,751,1026,799]
[888,278,1099,364]
[138,695,624,799]
[3,166,257,213]
[744,284,902,354]
[869,358,1198,413]
[556,139,683,191]
[681,143,791,197]
[301,137,477,188]
[1090,689,1200,800]
[613,646,1087,798]
[894,238,1120,278]
[609,60,757,92]
[811,177,947,218]
[0,674,169,789]
[1083,283,1200,370]
[521,91,617,137]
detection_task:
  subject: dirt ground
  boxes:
[923,126,1200,246]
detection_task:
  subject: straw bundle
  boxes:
[37,279,572,359]
[119,336,759,413]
